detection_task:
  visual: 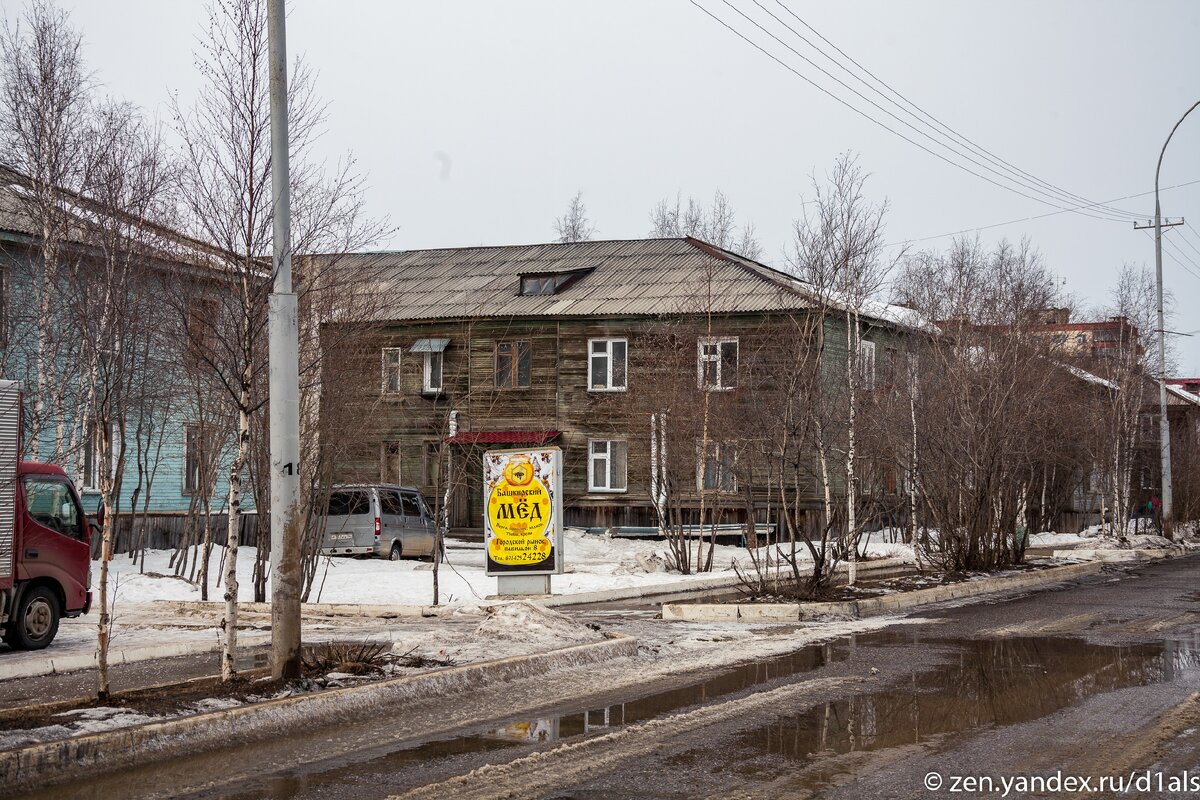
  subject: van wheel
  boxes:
[6,587,59,650]
[388,542,403,561]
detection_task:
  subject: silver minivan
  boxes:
[320,484,437,560]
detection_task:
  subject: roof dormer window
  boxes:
[520,275,557,295]
[518,268,593,297]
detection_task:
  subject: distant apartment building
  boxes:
[1029,308,1143,362]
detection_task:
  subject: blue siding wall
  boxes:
[3,240,255,518]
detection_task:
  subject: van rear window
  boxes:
[328,490,369,517]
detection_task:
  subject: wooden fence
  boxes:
[101,511,262,555]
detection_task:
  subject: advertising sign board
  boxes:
[483,447,563,577]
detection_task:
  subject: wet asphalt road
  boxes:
[548,558,1200,800]
[14,556,1200,800]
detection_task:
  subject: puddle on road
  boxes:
[203,644,841,800]
[192,631,1200,800]
[744,635,1200,765]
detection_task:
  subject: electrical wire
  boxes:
[1143,229,1200,283]
[886,179,1200,248]
[764,0,1144,220]
[1179,223,1200,261]
[1162,234,1200,278]
[693,0,1133,223]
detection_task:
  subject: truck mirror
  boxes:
[87,520,100,544]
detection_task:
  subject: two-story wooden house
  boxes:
[326,237,917,534]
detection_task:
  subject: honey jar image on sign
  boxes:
[487,455,553,564]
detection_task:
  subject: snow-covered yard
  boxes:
[0,530,915,679]
[101,529,916,609]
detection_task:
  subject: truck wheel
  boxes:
[388,542,403,561]
[7,587,59,650]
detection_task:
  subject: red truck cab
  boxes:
[0,462,93,649]
[0,380,93,650]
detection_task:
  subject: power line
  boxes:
[695,0,1131,223]
[1162,234,1200,277]
[1144,229,1200,283]
[717,0,1132,222]
[886,178,1200,248]
[764,0,1143,221]
[1180,222,1200,261]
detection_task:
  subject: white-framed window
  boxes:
[411,338,449,394]
[381,440,402,484]
[588,440,628,492]
[697,441,737,493]
[424,351,443,393]
[697,337,738,390]
[858,339,876,390]
[588,338,627,392]
[381,347,402,394]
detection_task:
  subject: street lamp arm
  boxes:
[1156,99,1200,195]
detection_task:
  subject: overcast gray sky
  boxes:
[47,0,1200,371]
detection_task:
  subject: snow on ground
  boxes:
[100,529,915,610]
[0,706,175,749]
[0,531,918,679]
[474,602,603,648]
[1028,532,1089,548]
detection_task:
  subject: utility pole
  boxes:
[267,0,302,680]
[1133,98,1200,538]
[1136,214,1183,534]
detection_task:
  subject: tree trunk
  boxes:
[845,311,859,587]
[223,396,250,682]
[908,379,919,547]
[95,423,120,699]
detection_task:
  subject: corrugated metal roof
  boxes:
[327,238,822,321]
[0,165,236,271]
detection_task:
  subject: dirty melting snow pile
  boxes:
[0,706,163,750]
[474,602,604,648]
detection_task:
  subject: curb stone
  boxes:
[540,555,912,608]
[0,633,272,681]
[160,600,458,619]
[662,559,1105,623]
[0,633,638,794]
[1053,548,1175,563]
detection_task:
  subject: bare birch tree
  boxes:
[649,190,761,260]
[0,0,92,462]
[895,237,1090,570]
[171,0,305,681]
[1093,266,1158,537]
[172,0,386,678]
[787,153,896,585]
[70,102,173,698]
[553,190,595,243]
